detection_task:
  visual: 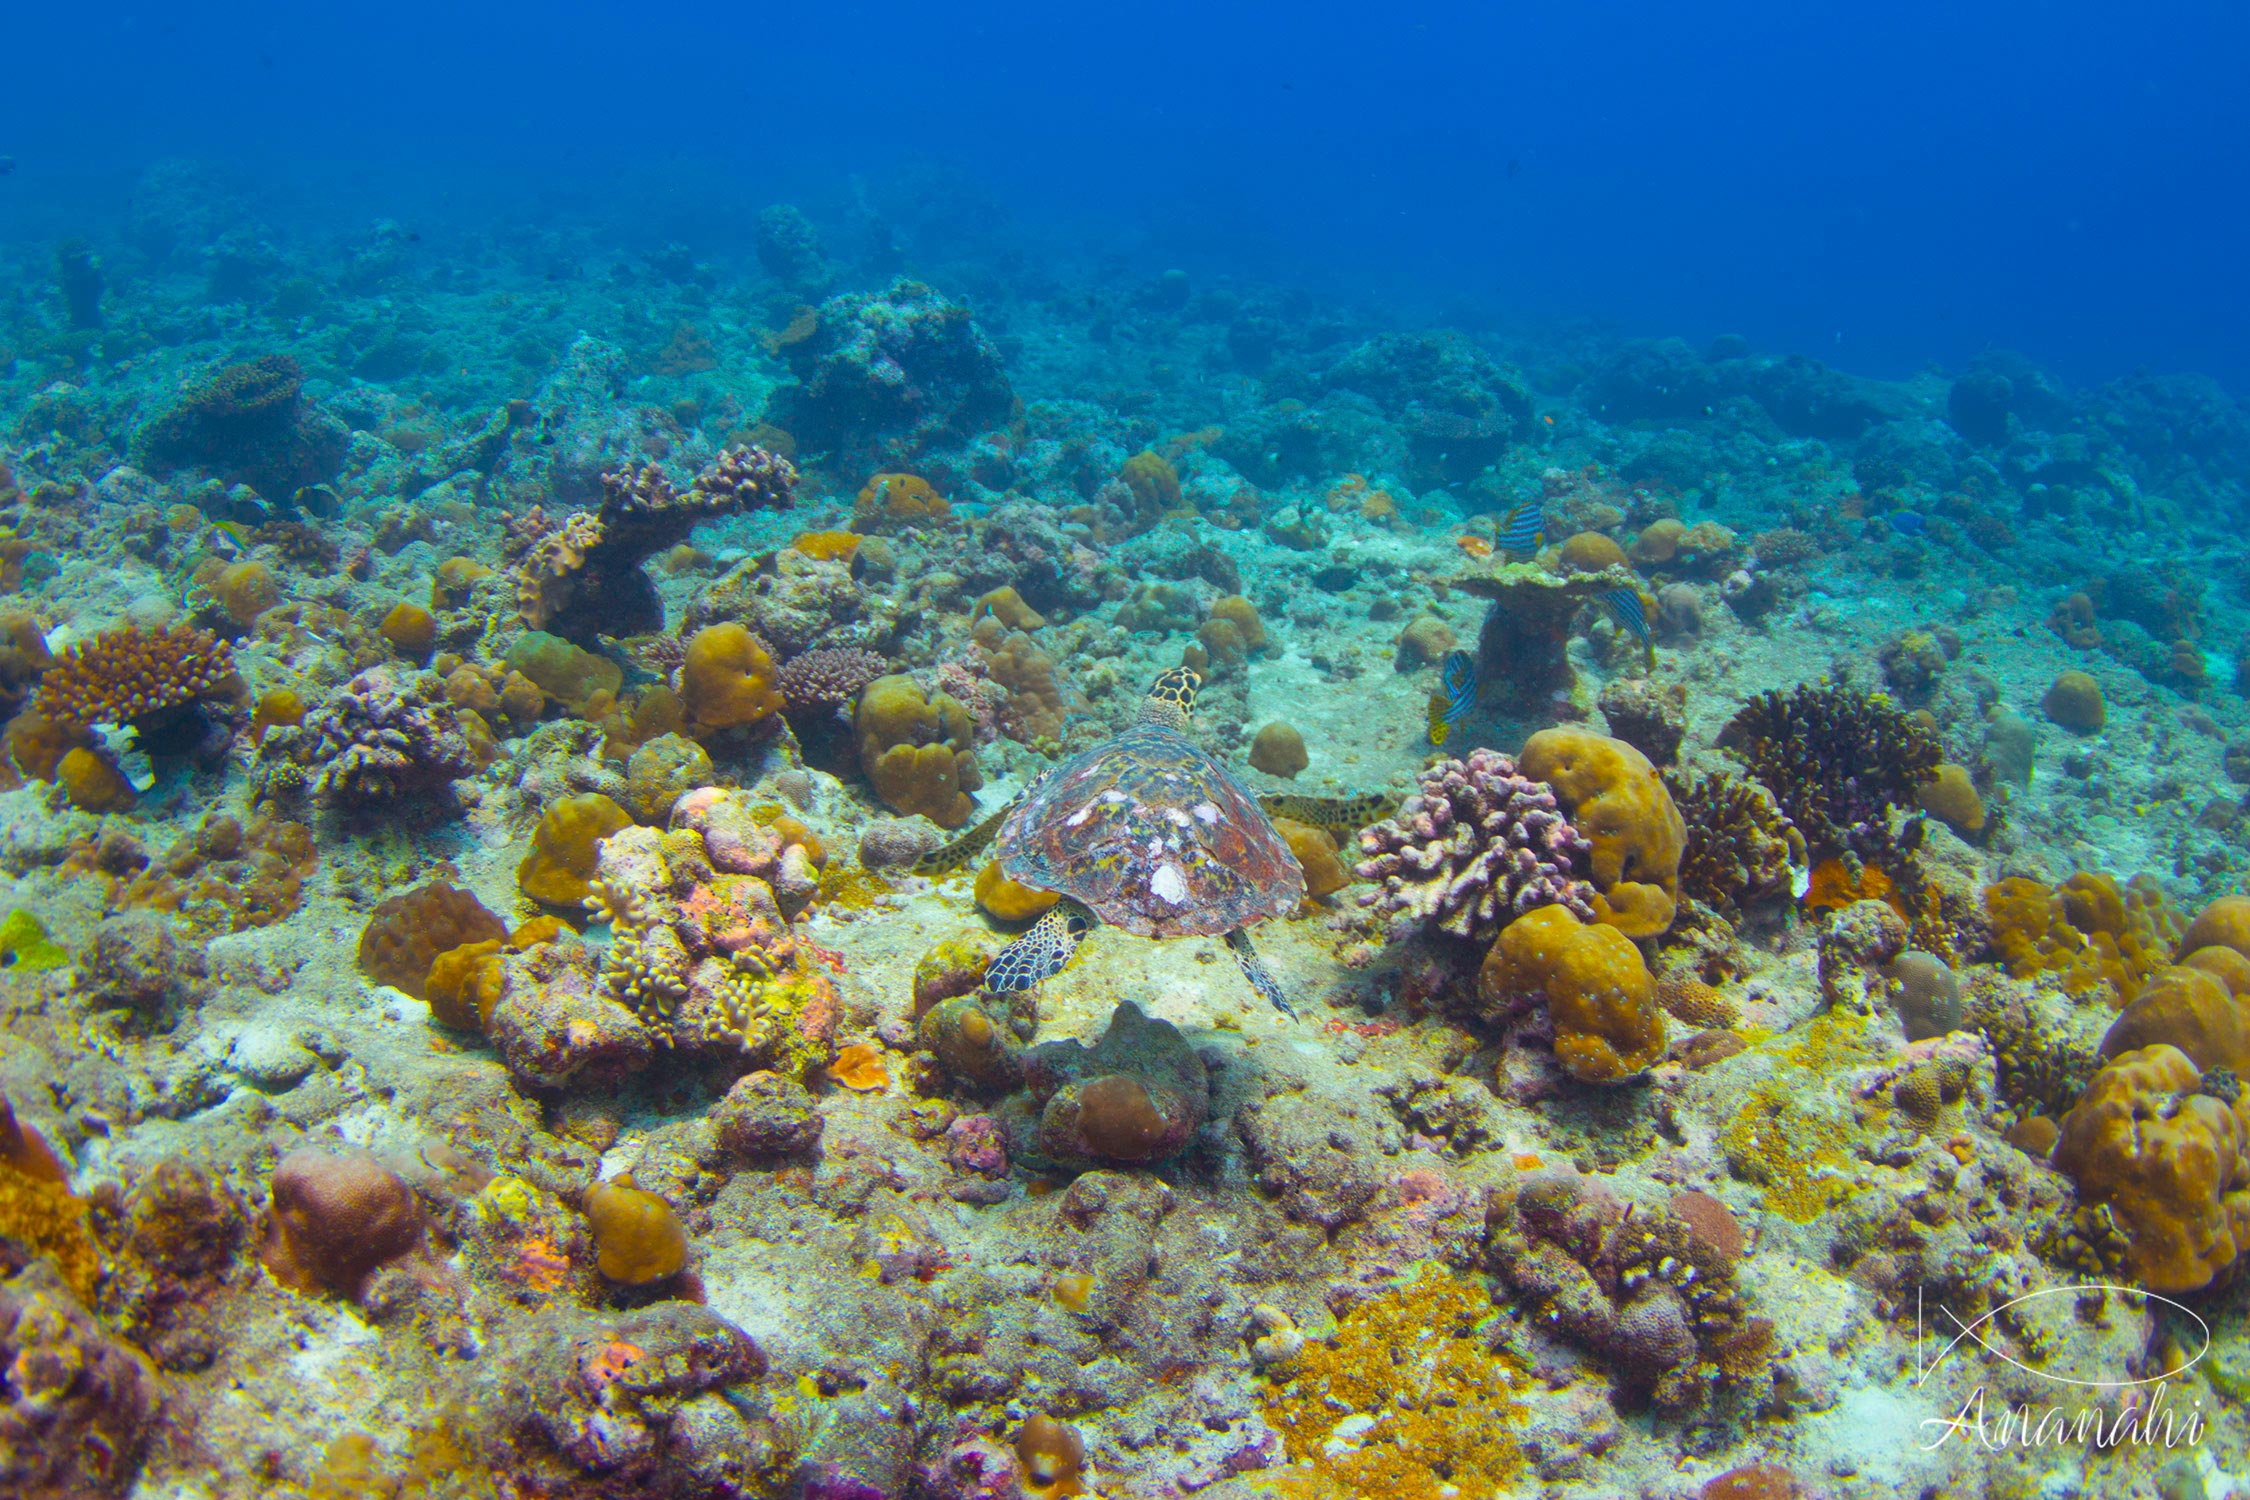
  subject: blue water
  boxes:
[7,0,2246,390]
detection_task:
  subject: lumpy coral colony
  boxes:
[0,202,2245,1500]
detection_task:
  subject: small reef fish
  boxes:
[1495,502,1545,558]
[1603,587,1657,670]
[1257,791,1401,835]
[1886,510,1926,536]
[1455,533,1493,559]
[1428,649,1477,746]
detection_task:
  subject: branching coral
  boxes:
[515,444,797,639]
[1667,769,1807,921]
[1354,748,1595,945]
[33,622,243,743]
[1719,680,1939,871]
[778,646,889,717]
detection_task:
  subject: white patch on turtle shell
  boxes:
[1151,862,1191,906]
[1162,806,1191,827]
[1066,804,1096,827]
[1193,801,1220,824]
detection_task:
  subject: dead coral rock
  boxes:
[498,1299,769,1485]
[1236,1091,1399,1229]
[78,911,208,1023]
[0,1261,160,1499]
[486,939,655,1092]
[1025,1001,1209,1167]
[1818,897,1910,1010]
[1597,678,1687,769]
[710,1070,825,1160]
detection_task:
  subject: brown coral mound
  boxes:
[1667,769,1807,922]
[2053,1044,2250,1293]
[1480,904,1667,1082]
[357,882,508,999]
[34,622,242,735]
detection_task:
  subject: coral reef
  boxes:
[855,672,984,827]
[1479,904,1668,1082]
[1719,680,1940,868]
[1354,748,1595,944]
[1519,728,1686,937]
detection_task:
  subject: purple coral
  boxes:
[780,646,890,715]
[0,1262,160,1497]
[295,667,479,809]
[1354,748,1595,943]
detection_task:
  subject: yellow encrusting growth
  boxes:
[1717,1013,1886,1222]
[1259,1269,1526,1499]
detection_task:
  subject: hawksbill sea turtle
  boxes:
[914,667,1387,1018]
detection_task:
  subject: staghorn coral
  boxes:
[33,622,242,742]
[515,444,797,639]
[1355,748,1595,945]
[1719,680,1940,867]
[1983,871,2181,1007]
[779,645,889,717]
[1519,729,1686,938]
[1667,769,1807,921]
[1485,1173,1772,1411]
[275,667,482,811]
[1479,904,1668,1082]
[2053,1044,2250,1293]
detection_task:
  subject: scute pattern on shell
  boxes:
[998,719,1304,938]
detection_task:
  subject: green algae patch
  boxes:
[0,910,68,972]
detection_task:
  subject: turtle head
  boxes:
[1136,667,1201,730]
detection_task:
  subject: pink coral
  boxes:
[1355,748,1596,943]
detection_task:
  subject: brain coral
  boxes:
[2053,1044,2250,1293]
[854,673,984,828]
[1479,904,1667,1083]
[1518,728,1686,937]
[1354,747,1595,945]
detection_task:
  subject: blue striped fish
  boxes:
[1495,502,1545,558]
[1603,587,1656,668]
[1428,649,1477,746]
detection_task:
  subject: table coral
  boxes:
[1479,904,1667,1082]
[1451,558,1631,709]
[855,673,985,828]
[1983,871,2182,1007]
[2053,1044,2250,1293]
[516,444,797,639]
[1519,728,1686,937]
[1354,747,1595,945]
[33,621,242,743]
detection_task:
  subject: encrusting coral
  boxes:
[1983,871,2182,1007]
[1355,747,1595,944]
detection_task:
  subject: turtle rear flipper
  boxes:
[1225,928,1296,1019]
[984,900,1093,992]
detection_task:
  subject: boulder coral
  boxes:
[1518,728,1687,937]
[1024,1001,1210,1166]
[1479,904,1667,1083]
[259,1148,426,1300]
[854,673,984,828]
[2053,1044,2250,1293]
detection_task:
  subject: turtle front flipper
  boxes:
[1224,928,1296,1019]
[912,800,1017,876]
[984,899,1094,993]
